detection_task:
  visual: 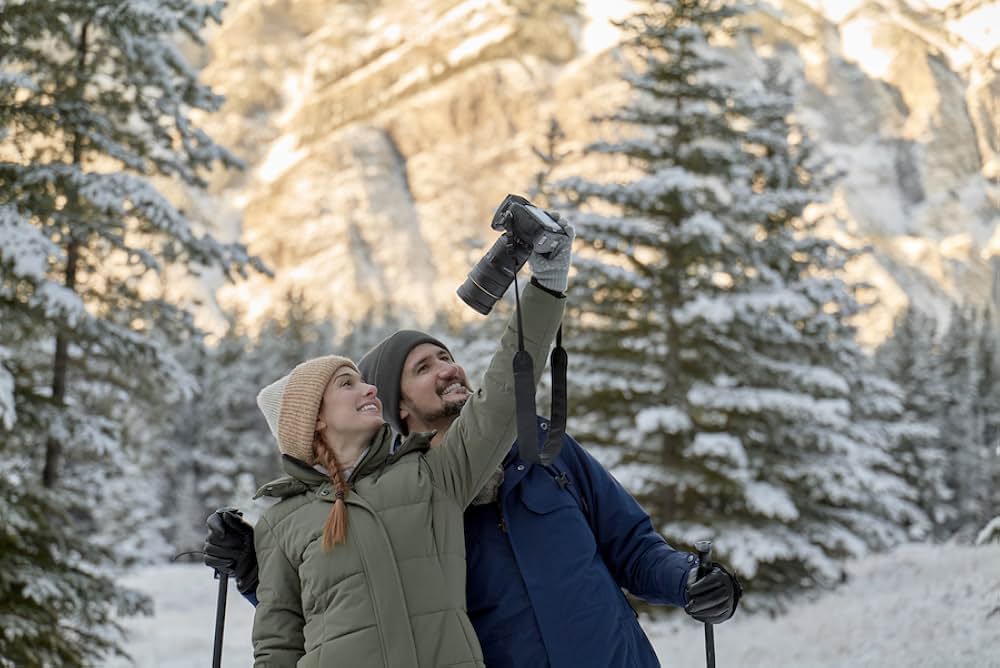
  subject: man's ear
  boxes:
[315,418,326,431]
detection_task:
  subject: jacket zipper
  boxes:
[495,501,508,534]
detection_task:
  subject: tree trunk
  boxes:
[42,21,89,488]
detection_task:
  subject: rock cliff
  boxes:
[189,0,998,343]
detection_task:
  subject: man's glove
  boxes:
[204,507,259,596]
[527,210,574,293]
[685,561,742,624]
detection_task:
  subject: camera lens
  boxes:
[457,194,545,314]
[457,235,528,315]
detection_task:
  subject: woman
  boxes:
[250,279,566,667]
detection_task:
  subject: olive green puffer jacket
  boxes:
[251,283,564,667]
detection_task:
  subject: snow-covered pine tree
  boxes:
[158,292,337,549]
[553,0,917,607]
[0,205,151,666]
[722,61,924,583]
[0,1,262,661]
[974,309,1000,532]
[157,318,267,553]
[938,305,999,538]
[875,305,954,537]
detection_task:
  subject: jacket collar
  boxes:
[255,424,435,499]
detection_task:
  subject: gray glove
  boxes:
[527,210,574,293]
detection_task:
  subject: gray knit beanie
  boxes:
[358,330,450,435]
[256,355,358,464]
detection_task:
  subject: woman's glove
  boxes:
[204,507,259,596]
[527,211,574,293]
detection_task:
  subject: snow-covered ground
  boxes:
[110,542,1000,667]
[647,542,1000,667]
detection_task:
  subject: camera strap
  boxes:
[512,274,568,466]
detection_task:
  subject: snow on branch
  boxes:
[686,431,748,467]
[743,481,799,521]
[674,289,815,327]
[11,164,261,279]
[675,524,839,581]
[0,204,59,281]
[559,166,732,212]
[744,354,851,395]
[636,405,692,435]
[0,349,14,430]
[975,517,1000,546]
[688,383,851,426]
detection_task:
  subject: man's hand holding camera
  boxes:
[521,207,574,293]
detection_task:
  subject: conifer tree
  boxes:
[938,305,998,538]
[0,205,151,665]
[0,2,262,661]
[974,309,1000,529]
[875,305,953,536]
[553,0,917,607]
[158,293,336,548]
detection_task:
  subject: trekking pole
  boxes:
[694,540,716,668]
[212,572,228,668]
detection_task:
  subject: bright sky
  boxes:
[580,0,643,55]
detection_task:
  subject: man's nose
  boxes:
[437,361,458,379]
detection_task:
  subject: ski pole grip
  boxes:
[694,539,713,579]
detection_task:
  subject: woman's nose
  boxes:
[363,383,377,397]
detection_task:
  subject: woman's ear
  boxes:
[315,418,326,432]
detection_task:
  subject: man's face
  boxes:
[398,343,472,435]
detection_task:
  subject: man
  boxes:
[206,219,741,667]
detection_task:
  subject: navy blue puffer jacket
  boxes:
[463,419,696,668]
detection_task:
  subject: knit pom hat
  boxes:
[256,355,358,464]
[357,330,450,435]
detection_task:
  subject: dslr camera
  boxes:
[457,194,565,315]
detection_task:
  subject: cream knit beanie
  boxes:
[256,355,358,464]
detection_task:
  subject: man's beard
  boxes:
[423,395,468,424]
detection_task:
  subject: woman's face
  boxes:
[315,366,384,441]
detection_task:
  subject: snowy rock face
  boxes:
[750,0,999,339]
[194,0,998,341]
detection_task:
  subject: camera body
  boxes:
[457,194,564,315]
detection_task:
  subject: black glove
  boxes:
[204,507,259,596]
[685,561,742,624]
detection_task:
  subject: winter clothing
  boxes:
[256,355,357,464]
[357,331,450,435]
[463,420,697,668]
[470,464,504,506]
[204,508,258,596]
[251,283,564,668]
[526,213,574,293]
[685,563,742,624]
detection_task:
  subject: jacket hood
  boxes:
[254,424,435,499]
